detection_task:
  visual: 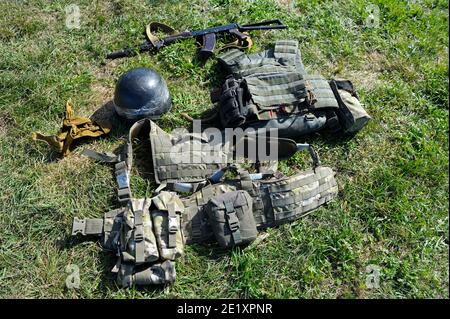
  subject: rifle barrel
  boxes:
[106,48,135,59]
[239,19,287,30]
[106,42,155,59]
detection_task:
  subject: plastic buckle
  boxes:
[168,216,178,234]
[115,161,132,204]
[305,113,316,121]
[115,162,130,190]
[71,218,86,236]
[133,210,144,242]
[226,212,240,232]
[117,188,132,203]
[134,231,144,242]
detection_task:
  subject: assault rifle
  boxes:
[106,20,287,60]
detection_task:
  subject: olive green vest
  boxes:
[217,40,339,122]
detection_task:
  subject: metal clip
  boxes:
[116,171,129,190]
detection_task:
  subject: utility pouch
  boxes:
[121,199,159,264]
[151,191,185,260]
[330,79,371,134]
[206,190,257,248]
[117,260,176,288]
[219,77,248,127]
[102,208,125,251]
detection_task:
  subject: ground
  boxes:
[0,0,448,298]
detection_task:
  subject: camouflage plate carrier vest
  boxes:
[215,40,371,137]
[73,120,338,287]
[113,118,297,191]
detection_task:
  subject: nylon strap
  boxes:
[245,72,307,108]
[217,35,253,52]
[81,149,118,163]
[238,170,253,191]
[71,218,103,236]
[218,48,246,67]
[268,167,331,194]
[103,208,124,250]
[224,200,242,245]
[32,101,111,156]
[115,161,131,204]
[133,205,145,264]
[82,119,146,204]
[145,22,176,47]
[167,202,178,249]
[303,75,339,109]
[274,40,299,61]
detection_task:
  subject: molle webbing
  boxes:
[304,75,339,110]
[259,166,338,226]
[274,40,301,62]
[217,40,340,124]
[244,72,307,108]
[124,118,228,186]
[146,119,227,184]
[218,40,306,77]
[181,166,338,244]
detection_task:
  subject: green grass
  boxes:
[0,0,448,298]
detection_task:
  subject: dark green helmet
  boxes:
[113,67,171,121]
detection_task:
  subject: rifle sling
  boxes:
[145,22,177,47]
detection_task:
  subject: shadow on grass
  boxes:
[60,233,123,291]
[299,130,360,147]
[188,242,235,261]
[60,222,246,291]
